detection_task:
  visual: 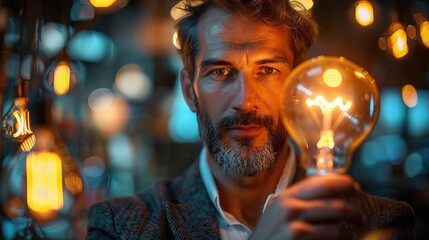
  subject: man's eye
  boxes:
[260,67,278,74]
[212,68,230,76]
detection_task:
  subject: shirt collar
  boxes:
[199,141,297,223]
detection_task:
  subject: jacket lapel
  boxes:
[167,161,221,239]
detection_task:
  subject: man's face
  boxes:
[181,7,294,176]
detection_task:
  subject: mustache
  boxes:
[217,111,274,129]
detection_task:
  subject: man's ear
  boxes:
[180,69,198,112]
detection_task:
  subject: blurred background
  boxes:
[0,0,428,239]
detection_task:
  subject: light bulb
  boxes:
[90,0,117,8]
[53,61,71,95]
[44,58,84,95]
[2,97,36,151]
[26,151,64,220]
[26,128,64,220]
[281,56,380,175]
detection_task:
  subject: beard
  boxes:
[197,109,288,177]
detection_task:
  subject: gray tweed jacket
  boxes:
[86,161,415,239]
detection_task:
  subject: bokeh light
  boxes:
[420,20,429,48]
[88,88,114,112]
[355,0,374,27]
[407,90,429,137]
[406,24,417,40]
[44,59,85,95]
[89,90,129,137]
[389,25,409,59]
[404,152,424,177]
[401,84,418,108]
[82,156,106,189]
[107,134,135,170]
[361,134,407,166]
[168,78,199,142]
[40,22,68,58]
[376,89,406,134]
[90,0,117,8]
[68,30,115,62]
[115,64,153,101]
[64,172,83,195]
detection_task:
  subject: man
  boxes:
[87,0,415,239]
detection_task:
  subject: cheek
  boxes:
[197,82,234,115]
[261,84,283,111]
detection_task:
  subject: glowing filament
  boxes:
[26,152,63,218]
[54,61,71,95]
[12,109,33,138]
[355,1,374,27]
[317,130,334,149]
[306,95,352,114]
[306,96,352,171]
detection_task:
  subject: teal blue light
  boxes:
[407,90,429,137]
[168,78,200,142]
[376,89,406,134]
[68,30,114,62]
[361,134,407,166]
[404,152,424,177]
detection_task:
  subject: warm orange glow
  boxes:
[20,133,36,152]
[26,152,63,219]
[406,25,417,40]
[402,84,418,108]
[5,197,27,219]
[317,130,334,149]
[420,21,429,48]
[12,108,33,139]
[64,172,83,195]
[355,1,374,27]
[306,96,352,114]
[53,61,71,95]
[316,147,334,171]
[390,28,408,58]
[90,0,117,8]
[172,31,181,49]
[323,69,342,88]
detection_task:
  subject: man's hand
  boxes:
[250,174,363,240]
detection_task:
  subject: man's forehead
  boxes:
[198,7,289,46]
[195,6,294,65]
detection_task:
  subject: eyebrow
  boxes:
[200,59,232,68]
[200,56,290,69]
[255,56,290,67]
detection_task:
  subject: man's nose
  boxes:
[231,73,260,112]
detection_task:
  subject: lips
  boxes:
[227,124,264,137]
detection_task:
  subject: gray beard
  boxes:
[197,110,288,177]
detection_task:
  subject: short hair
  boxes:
[174,0,319,79]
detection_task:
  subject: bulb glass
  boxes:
[281,56,380,175]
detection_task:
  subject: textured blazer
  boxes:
[87,161,415,239]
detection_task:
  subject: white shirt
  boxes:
[199,142,297,240]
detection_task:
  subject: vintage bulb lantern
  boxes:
[281,56,380,175]
[2,97,36,151]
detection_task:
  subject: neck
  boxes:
[207,144,289,229]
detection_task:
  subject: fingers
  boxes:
[280,198,363,226]
[253,221,353,240]
[253,174,363,239]
[282,174,361,200]
[286,221,355,240]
